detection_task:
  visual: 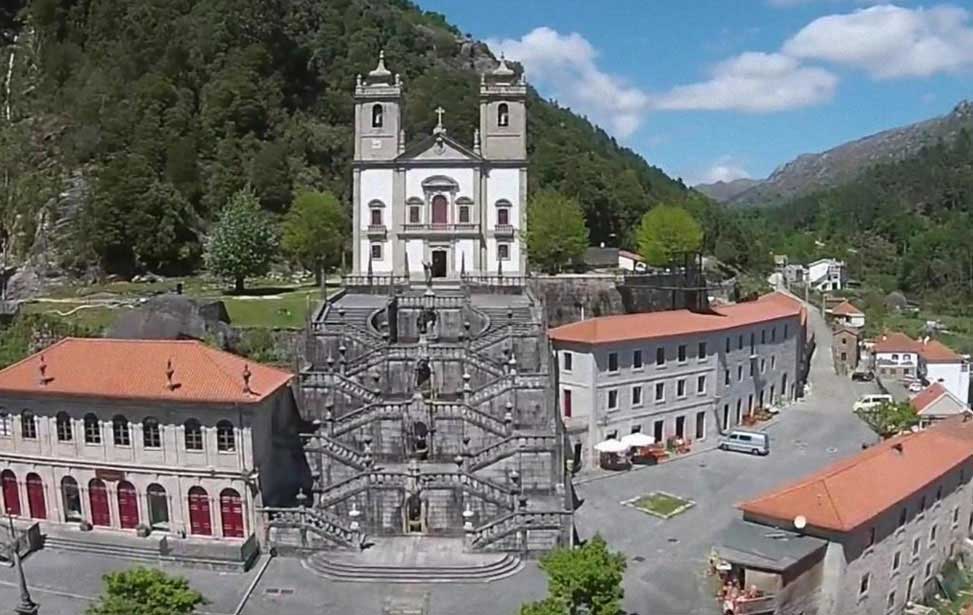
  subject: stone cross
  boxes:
[434,106,445,128]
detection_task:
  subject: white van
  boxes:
[853,394,893,412]
[719,430,770,456]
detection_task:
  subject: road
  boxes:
[573,300,878,615]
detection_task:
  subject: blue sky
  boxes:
[416,1,973,185]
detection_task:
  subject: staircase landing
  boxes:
[304,536,522,583]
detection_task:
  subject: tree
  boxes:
[635,204,703,267]
[281,189,347,285]
[204,187,277,292]
[855,401,920,438]
[520,535,626,615]
[86,567,205,615]
[526,191,589,273]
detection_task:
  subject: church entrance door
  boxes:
[431,250,447,278]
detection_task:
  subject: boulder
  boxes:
[107,294,239,349]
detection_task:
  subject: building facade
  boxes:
[806,259,847,292]
[549,292,807,466]
[832,327,860,376]
[873,332,969,404]
[717,418,973,615]
[0,338,301,553]
[352,52,527,278]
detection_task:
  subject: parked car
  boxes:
[908,381,924,393]
[853,394,893,412]
[851,370,874,382]
[719,430,770,456]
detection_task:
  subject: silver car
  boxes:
[719,429,770,456]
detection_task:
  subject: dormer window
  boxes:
[371,104,383,128]
[498,103,509,127]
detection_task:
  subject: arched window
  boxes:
[116,481,138,529]
[112,415,130,446]
[497,103,509,127]
[188,486,212,536]
[1,469,19,516]
[0,411,10,437]
[497,207,510,226]
[56,412,73,442]
[20,411,36,440]
[25,473,45,520]
[217,421,236,452]
[83,413,101,444]
[88,478,110,526]
[407,197,423,225]
[143,418,161,449]
[431,195,448,225]
[147,483,169,528]
[371,103,383,128]
[184,419,203,451]
[61,476,82,521]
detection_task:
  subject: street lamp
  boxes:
[7,515,38,615]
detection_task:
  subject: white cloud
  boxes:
[693,156,752,185]
[487,27,651,137]
[655,52,838,112]
[783,4,973,78]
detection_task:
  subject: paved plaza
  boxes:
[0,303,879,615]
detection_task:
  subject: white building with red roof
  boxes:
[873,332,969,405]
[548,292,809,466]
[829,300,865,329]
[0,338,304,567]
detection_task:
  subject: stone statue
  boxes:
[417,306,437,335]
[415,357,431,388]
[422,260,433,286]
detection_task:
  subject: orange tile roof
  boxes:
[739,425,973,532]
[0,338,293,404]
[831,301,863,317]
[618,249,644,262]
[919,339,962,363]
[548,292,803,346]
[872,331,920,354]
[910,383,948,413]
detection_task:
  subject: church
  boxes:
[352,52,527,279]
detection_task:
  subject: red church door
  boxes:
[188,487,212,536]
[117,481,139,529]
[219,489,245,538]
[1,470,20,516]
[25,473,45,520]
[88,479,111,527]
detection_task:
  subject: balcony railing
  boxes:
[366,224,387,238]
[730,594,777,615]
[494,224,515,236]
[400,223,480,236]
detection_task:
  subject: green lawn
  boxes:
[629,492,693,519]
[21,301,121,332]
[222,288,319,329]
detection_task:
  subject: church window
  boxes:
[371,104,383,128]
[498,244,510,261]
[459,205,470,224]
[370,208,383,226]
[497,208,510,226]
[409,206,421,224]
[498,103,509,127]
[371,243,383,260]
[431,195,448,225]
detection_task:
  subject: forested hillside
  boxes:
[0,0,699,278]
[761,126,973,302]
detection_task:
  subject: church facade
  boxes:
[352,52,527,279]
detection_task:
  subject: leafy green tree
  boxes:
[635,205,703,267]
[281,189,347,285]
[204,187,277,292]
[520,535,626,615]
[855,401,920,438]
[526,191,589,273]
[86,567,205,615]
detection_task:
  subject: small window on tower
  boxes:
[498,244,510,261]
[409,206,421,224]
[371,243,383,260]
[371,104,383,128]
[498,103,509,127]
[370,208,383,226]
[497,208,510,226]
[459,206,470,223]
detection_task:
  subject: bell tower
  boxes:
[355,51,403,162]
[479,55,527,161]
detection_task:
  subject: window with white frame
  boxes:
[656,347,665,366]
[632,385,643,406]
[697,375,706,394]
[370,243,383,260]
[607,389,618,411]
[608,352,618,372]
[678,345,687,362]
[497,244,510,261]
[655,382,665,402]
[633,350,643,369]
[698,342,707,359]
[677,378,686,398]
[0,411,9,437]
[563,352,573,372]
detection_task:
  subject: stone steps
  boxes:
[43,534,254,571]
[303,552,523,583]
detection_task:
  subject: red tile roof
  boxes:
[872,331,920,354]
[831,301,864,317]
[548,292,803,346]
[0,338,293,404]
[872,332,963,363]
[919,339,962,363]
[740,423,973,532]
[910,383,948,414]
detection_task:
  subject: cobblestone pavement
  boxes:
[574,301,879,615]
[0,301,877,615]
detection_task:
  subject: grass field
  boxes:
[629,492,694,519]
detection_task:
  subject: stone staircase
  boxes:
[332,402,408,436]
[263,506,364,550]
[302,372,380,405]
[306,435,371,470]
[468,511,568,552]
[421,473,513,510]
[304,551,522,583]
[431,402,507,437]
[317,472,407,509]
[467,435,557,472]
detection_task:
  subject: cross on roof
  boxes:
[435,106,445,128]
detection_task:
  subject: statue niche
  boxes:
[412,421,429,460]
[417,306,437,336]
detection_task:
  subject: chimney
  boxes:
[242,364,253,394]
[165,359,178,391]
[37,355,52,385]
[892,442,904,454]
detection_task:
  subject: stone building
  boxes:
[716,416,973,615]
[832,326,860,376]
[259,54,571,571]
[352,52,527,278]
[0,338,303,567]
[548,292,808,467]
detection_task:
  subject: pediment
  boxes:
[397,133,482,163]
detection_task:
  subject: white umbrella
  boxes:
[594,438,628,454]
[620,432,655,448]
